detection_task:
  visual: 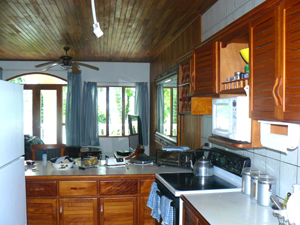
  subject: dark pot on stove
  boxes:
[190,156,214,176]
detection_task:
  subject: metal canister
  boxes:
[257,175,277,207]
[242,167,258,195]
[250,171,267,200]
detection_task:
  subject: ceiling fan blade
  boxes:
[35,61,60,68]
[41,63,59,72]
[71,64,81,74]
[75,62,99,71]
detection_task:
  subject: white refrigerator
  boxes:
[0,80,27,224]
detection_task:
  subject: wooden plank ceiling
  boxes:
[0,0,216,62]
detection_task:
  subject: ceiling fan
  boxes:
[35,47,99,74]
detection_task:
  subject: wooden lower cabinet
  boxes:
[100,197,137,225]
[26,176,155,225]
[139,196,155,225]
[59,198,98,225]
[182,196,210,225]
[27,198,57,225]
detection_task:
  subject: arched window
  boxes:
[8,73,67,144]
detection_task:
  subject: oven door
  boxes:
[156,178,180,225]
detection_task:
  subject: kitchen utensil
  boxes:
[287,191,300,225]
[242,167,258,195]
[270,195,283,210]
[257,174,277,207]
[190,156,214,176]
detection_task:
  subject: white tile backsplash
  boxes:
[267,148,281,161]
[253,154,266,172]
[279,162,297,197]
[234,0,249,10]
[281,148,298,166]
[266,158,280,195]
[226,0,235,15]
[202,115,212,139]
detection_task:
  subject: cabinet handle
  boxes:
[272,76,283,106]
[60,205,62,213]
[70,187,86,190]
[101,205,103,212]
[30,188,45,191]
[191,70,195,91]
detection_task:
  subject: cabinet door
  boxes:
[250,7,280,120]
[182,201,210,225]
[281,0,300,121]
[193,42,219,96]
[139,196,155,225]
[100,197,137,225]
[59,198,97,225]
[27,198,57,225]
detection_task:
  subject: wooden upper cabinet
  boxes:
[281,0,300,121]
[250,7,279,120]
[250,0,300,122]
[193,42,219,96]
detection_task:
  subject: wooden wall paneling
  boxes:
[180,115,202,150]
[149,16,202,155]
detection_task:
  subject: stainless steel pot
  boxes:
[190,156,214,176]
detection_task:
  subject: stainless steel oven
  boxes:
[155,147,251,225]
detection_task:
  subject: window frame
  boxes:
[98,85,135,137]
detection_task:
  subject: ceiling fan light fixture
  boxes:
[93,22,103,38]
[60,64,72,70]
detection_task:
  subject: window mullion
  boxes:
[122,87,125,136]
[170,88,173,137]
[106,87,109,137]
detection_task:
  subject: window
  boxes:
[98,86,135,137]
[163,87,177,136]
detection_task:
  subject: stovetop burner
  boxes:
[159,173,237,191]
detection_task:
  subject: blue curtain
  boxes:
[0,67,2,80]
[135,82,149,146]
[81,82,99,146]
[65,71,82,146]
[157,84,164,133]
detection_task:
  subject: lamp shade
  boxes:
[240,48,249,64]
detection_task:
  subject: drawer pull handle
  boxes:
[70,187,86,190]
[30,188,45,191]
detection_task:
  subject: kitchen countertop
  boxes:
[25,161,190,177]
[182,192,278,225]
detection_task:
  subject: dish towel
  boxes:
[147,182,161,221]
[161,195,174,225]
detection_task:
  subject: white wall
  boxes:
[0,61,150,156]
[201,0,300,199]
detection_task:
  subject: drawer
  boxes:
[26,181,57,197]
[100,179,138,195]
[59,181,97,196]
[140,179,155,194]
